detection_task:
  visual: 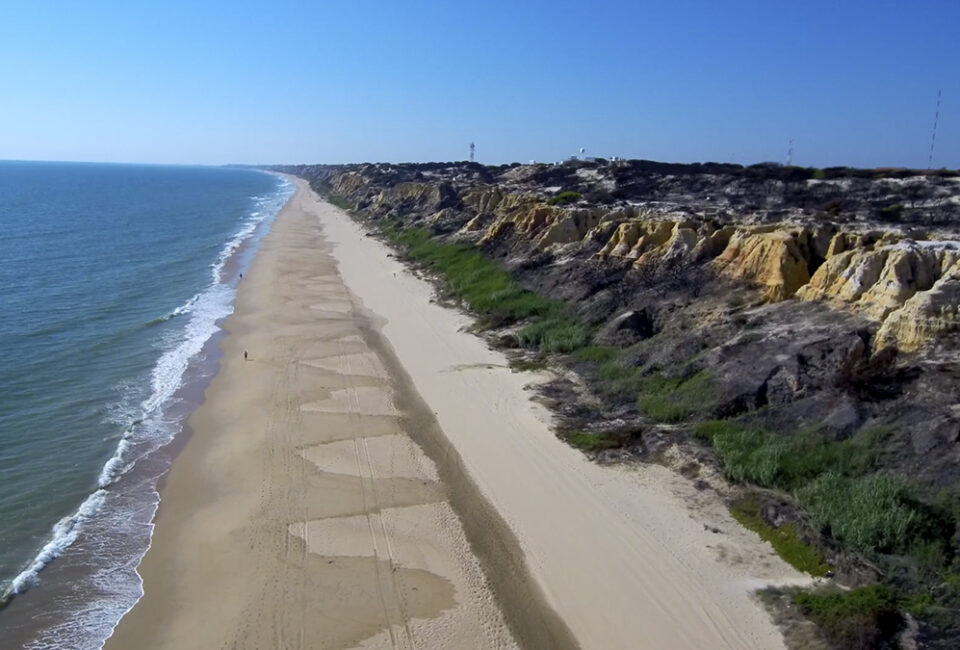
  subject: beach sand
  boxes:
[107,177,807,650]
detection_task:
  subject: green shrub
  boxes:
[518,317,591,353]
[548,191,582,205]
[693,419,740,441]
[593,361,646,398]
[797,473,930,554]
[636,372,715,422]
[713,427,789,485]
[565,431,622,452]
[693,422,884,491]
[636,395,692,422]
[793,586,904,649]
[571,345,618,363]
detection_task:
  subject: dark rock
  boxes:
[821,395,862,436]
[596,310,656,346]
[493,333,520,349]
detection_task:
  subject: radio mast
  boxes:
[469,142,475,162]
[929,89,941,169]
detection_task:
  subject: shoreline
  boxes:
[0,171,292,650]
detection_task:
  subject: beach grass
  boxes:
[692,421,886,491]
[635,372,715,422]
[694,419,953,562]
[565,430,624,452]
[381,224,593,353]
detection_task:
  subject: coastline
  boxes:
[105,178,522,649]
[0,169,292,650]
[105,177,807,650]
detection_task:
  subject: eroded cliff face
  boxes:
[472,200,960,351]
[320,162,960,353]
[276,160,960,489]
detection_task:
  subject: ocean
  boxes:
[0,161,293,648]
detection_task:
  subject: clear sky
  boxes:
[2,0,958,168]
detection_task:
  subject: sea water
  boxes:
[0,161,293,648]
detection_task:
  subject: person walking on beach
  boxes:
[244,351,248,361]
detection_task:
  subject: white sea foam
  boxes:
[5,172,295,649]
[158,292,200,321]
[4,491,107,598]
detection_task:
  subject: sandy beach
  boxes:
[107,177,807,650]
[105,180,522,649]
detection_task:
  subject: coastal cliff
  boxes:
[275,160,960,648]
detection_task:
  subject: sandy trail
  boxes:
[307,178,810,649]
[105,181,518,650]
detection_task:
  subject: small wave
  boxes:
[147,293,202,326]
[2,490,108,602]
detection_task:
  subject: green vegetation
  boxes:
[565,430,623,452]
[517,316,591,353]
[730,496,831,576]
[635,372,716,422]
[792,586,904,649]
[693,422,886,491]
[570,345,619,364]
[593,358,647,398]
[693,416,960,642]
[798,473,938,554]
[311,181,354,211]
[381,223,591,353]
[509,357,549,372]
[548,190,582,205]
[573,350,717,421]
[694,419,956,576]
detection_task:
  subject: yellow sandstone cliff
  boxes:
[468,192,959,353]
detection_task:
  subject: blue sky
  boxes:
[1,0,958,167]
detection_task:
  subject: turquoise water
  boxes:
[0,161,293,648]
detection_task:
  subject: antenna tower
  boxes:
[929,89,941,169]
[786,139,794,166]
[469,142,475,162]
